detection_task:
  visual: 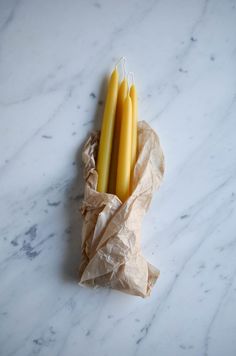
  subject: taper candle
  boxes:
[130,84,138,181]
[108,78,128,194]
[96,68,119,193]
[116,95,132,202]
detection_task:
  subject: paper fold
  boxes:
[79,121,165,297]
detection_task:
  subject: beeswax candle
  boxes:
[96,68,119,193]
[116,95,132,202]
[130,84,138,181]
[108,79,128,194]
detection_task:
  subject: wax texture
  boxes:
[116,95,132,202]
[96,69,119,193]
[108,79,128,194]
[130,84,138,180]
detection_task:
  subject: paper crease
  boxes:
[78,121,165,297]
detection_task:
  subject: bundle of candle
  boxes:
[78,60,165,297]
[96,62,137,202]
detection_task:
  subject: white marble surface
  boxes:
[1,0,236,355]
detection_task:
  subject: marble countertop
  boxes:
[1,0,236,355]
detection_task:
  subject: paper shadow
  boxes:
[62,75,108,282]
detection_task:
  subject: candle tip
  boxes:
[128,72,135,88]
[115,57,126,79]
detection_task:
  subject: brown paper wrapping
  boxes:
[78,121,165,297]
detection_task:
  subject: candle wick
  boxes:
[115,57,126,79]
[128,71,135,89]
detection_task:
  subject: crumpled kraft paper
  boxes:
[79,121,165,297]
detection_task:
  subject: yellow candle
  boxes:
[116,95,132,202]
[96,68,119,193]
[108,79,128,194]
[130,84,138,181]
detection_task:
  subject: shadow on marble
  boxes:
[62,76,108,284]
[90,75,108,132]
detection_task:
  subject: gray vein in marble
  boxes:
[204,267,236,356]
[147,0,213,122]
[0,0,20,33]
[0,0,157,107]
[134,189,236,352]
[0,88,73,174]
[170,177,233,244]
[1,0,236,355]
